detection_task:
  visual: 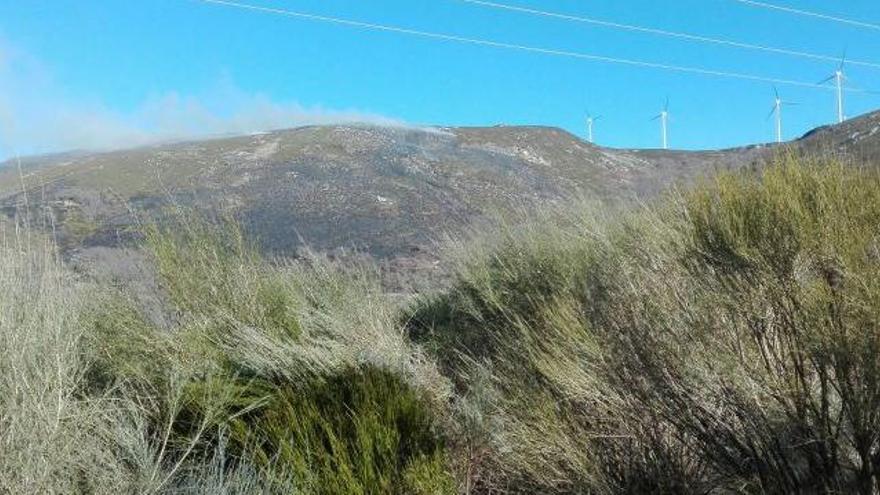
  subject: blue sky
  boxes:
[1,0,879,158]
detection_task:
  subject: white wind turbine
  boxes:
[586,111,602,143]
[818,53,847,124]
[767,86,798,143]
[651,98,670,149]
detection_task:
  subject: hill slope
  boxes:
[1,110,877,285]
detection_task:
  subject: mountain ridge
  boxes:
[2,109,878,289]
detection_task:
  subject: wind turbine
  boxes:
[818,53,847,124]
[651,98,670,149]
[586,111,602,143]
[767,86,797,143]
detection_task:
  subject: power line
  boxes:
[193,0,872,93]
[732,0,880,32]
[457,0,880,69]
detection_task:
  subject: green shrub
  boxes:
[409,158,880,493]
[145,211,301,341]
[82,296,174,392]
[174,366,454,494]
[79,211,454,493]
[641,158,880,494]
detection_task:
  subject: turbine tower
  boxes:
[767,86,797,143]
[652,98,670,149]
[586,112,602,143]
[819,54,847,124]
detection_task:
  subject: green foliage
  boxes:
[7,156,880,494]
[656,158,880,493]
[145,210,301,341]
[154,366,453,494]
[82,296,172,391]
[409,210,601,376]
[402,452,457,495]
[72,211,454,494]
[208,366,454,494]
[409,158,880,493]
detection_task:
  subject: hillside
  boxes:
[1,111,878,286]
[797,109,880,163]
[7,159,880,493]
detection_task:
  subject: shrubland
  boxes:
[2,156,879,494]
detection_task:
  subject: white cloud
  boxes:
[0,40,403,159]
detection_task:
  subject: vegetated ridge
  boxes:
[1,109,878,287]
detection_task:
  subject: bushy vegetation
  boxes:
[2,157,879,494]
[1,211,453,493]
[411,157,880,493]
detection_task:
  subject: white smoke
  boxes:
[0,40,404,160]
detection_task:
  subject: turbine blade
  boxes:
[817,75,835,85]
[766,106,777,120]
[773,85,779,99]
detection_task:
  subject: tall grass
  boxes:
[2,156,879,493]
[101,212,454,493]
[0,211,455,493]
[0,224,296,493]
[0,237,94,493]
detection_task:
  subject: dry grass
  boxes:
[2,157,879,494]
